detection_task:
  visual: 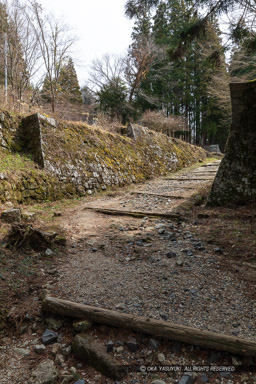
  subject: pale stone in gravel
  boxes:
[52,343,61,354]
[34,344,46,354]
[29,359,58,384]
[46,318,63,331]
[55,354,65,365]
[157,353,165,362]
[14,347,30,357]
[60,345,71,356]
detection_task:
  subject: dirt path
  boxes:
[50,160,255,343]
[57,161,221,240]
[1,160,256,384]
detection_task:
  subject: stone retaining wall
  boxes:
[0,112,206,203]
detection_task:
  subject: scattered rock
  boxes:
[61,376,73,384]
[14,347,30,357]
[125,338,139,352]
[57,334,63,343]
[220,372,233,379]
[106,340,114,352]
[45,248,54,256]
[46,318,63,331]
[55,353,65,366]
[1,208,21,223]
[157,353,165,362]
[29,359,58,384]
[21,211,37,221]
[201,373,209,382]
[155,224,165,229]
[151,380,166,384]
[166,251,177,259]
[72,334,126,380]
[115,303,125,311]
[232,356,242,366]
[73,320,92,332]
[159,312,168,321]
[53,212,62,217]
[148,338,160,350]
[42,329,58,345]
[176,260,183,267]
[52,343,61,354]
[60,345,72,356]
[240,374,249,382]
[34,344,46,354]
[178,375,195,384]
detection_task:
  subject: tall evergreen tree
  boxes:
[127,0,230,148]
[58,58,82,103]
[41,57,82,105]
[97,77,128,122]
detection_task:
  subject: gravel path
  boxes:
[1,160,256,384]
[51,160,256,341]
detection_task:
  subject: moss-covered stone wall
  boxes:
[208,82,256,206]
[0,111,206,204]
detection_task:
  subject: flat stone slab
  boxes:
[72,334,126,380]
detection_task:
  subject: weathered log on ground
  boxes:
[84,207,181,219]
[43,296,256,356]
[163,186,196,190]
[131,191,185,199]
[193,171,217,174]
[165,178,213,181]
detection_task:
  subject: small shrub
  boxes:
[140,110,187,136]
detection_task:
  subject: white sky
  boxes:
[38,0,134,86]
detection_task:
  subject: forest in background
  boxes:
[0,0,256,150]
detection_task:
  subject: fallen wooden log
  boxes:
[162,186,196,190]
[165,178,213,181]
[201,164,220,168]
[43,296,256,356]
[192,171,217,174]
[130,191,185,199]
[84,207,181,219]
